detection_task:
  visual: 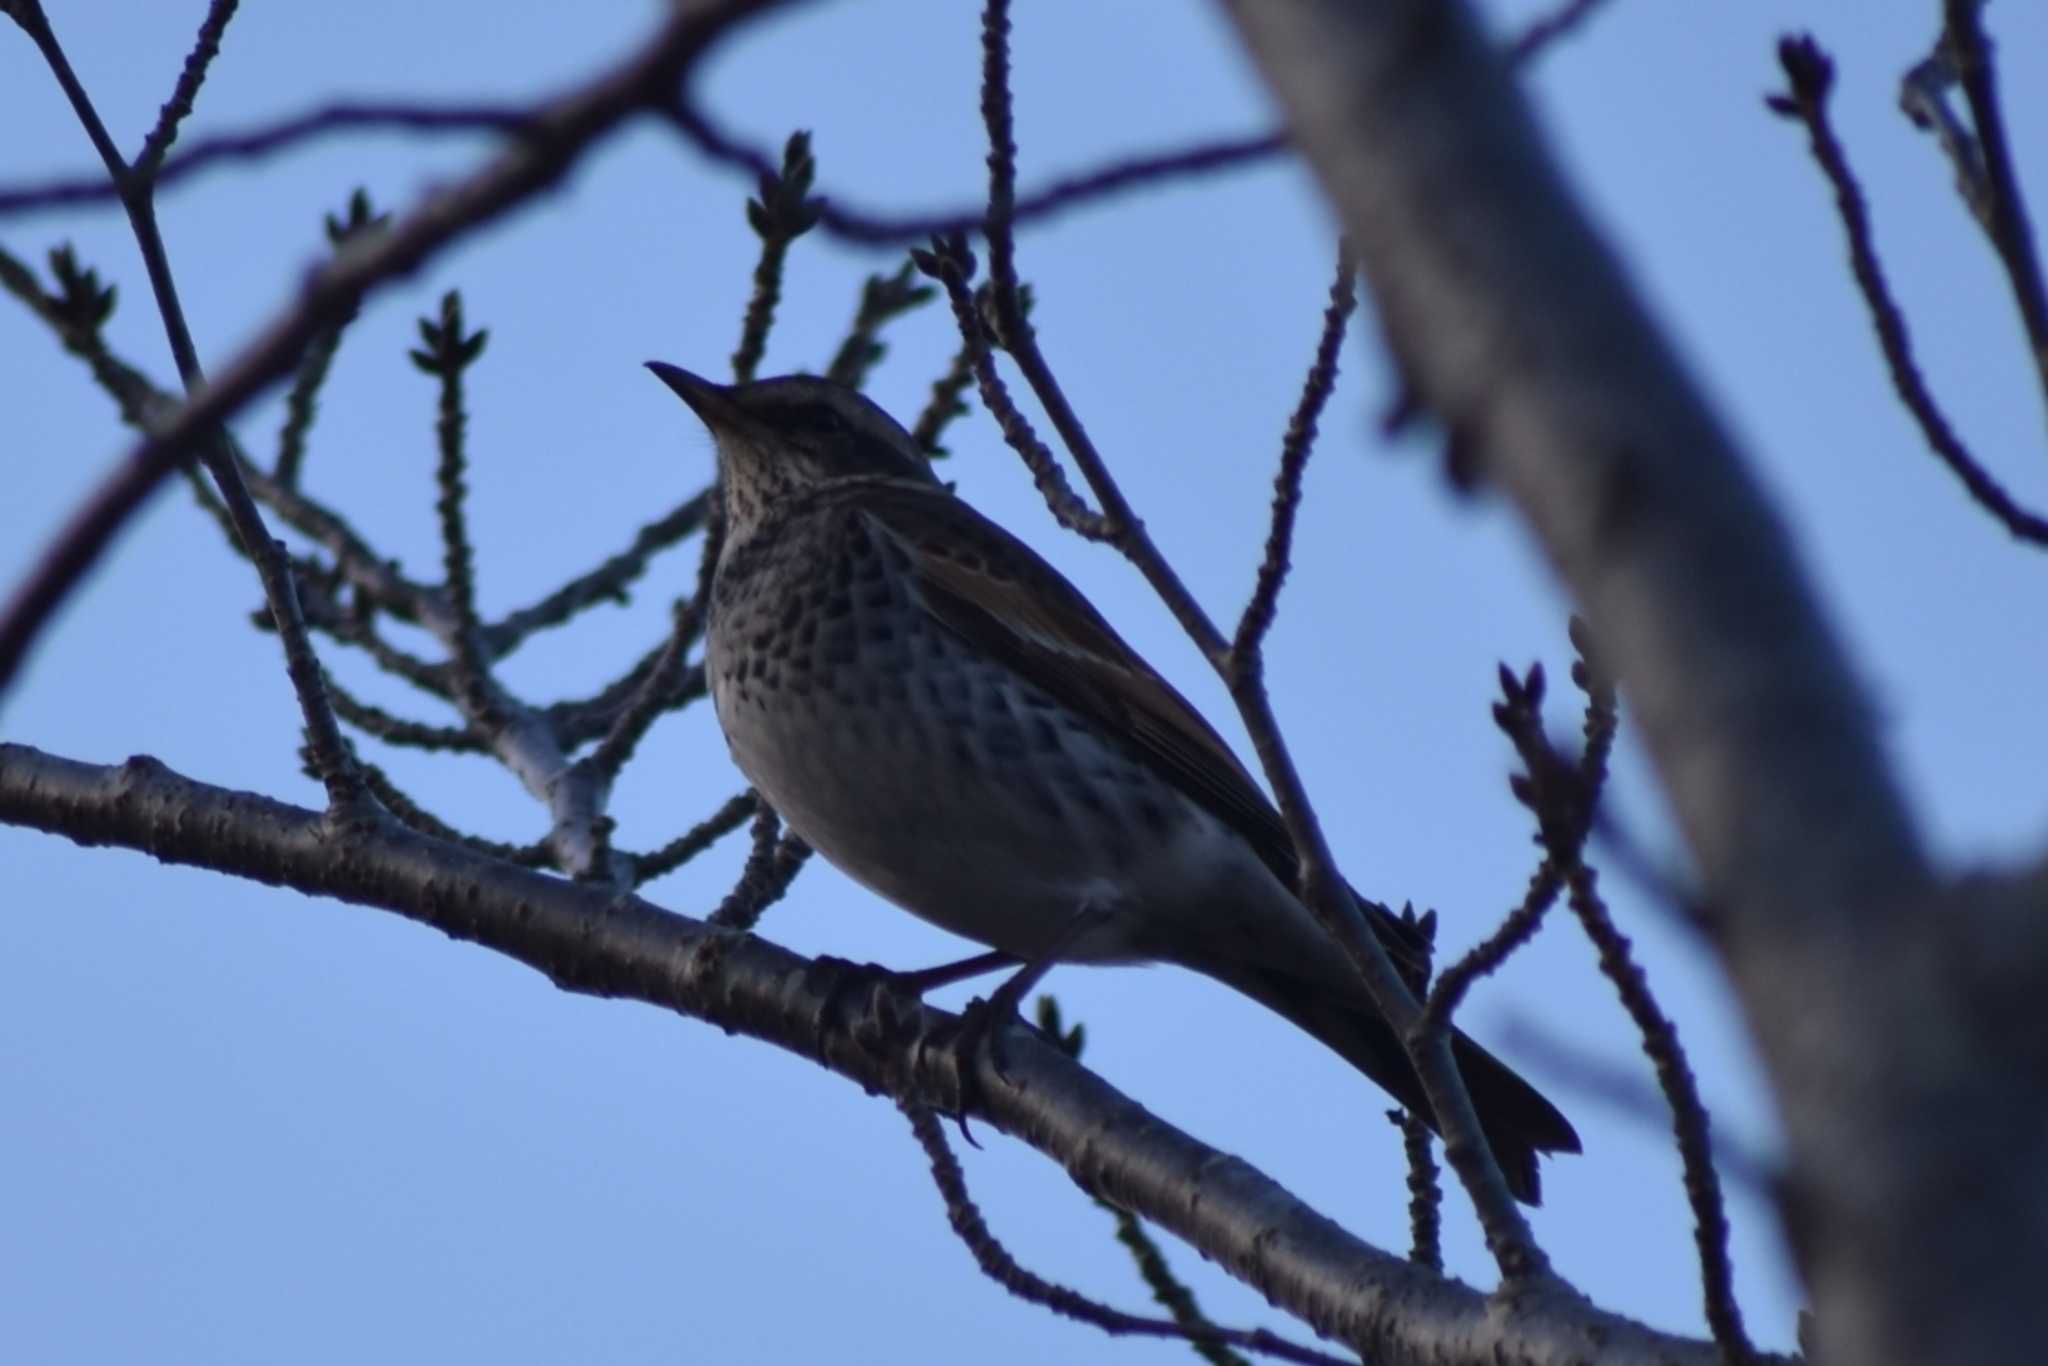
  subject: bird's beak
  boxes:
[646,361,743,432]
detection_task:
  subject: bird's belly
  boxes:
[708,631,1205,963]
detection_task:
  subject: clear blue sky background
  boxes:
[5,2,2045,1361]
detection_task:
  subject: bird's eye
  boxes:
[792,403,849,436]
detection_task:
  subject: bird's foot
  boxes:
[939,964,1058,1146]
[807,955,927,1076]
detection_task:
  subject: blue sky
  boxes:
[4,1,2045,1361]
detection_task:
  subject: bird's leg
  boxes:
[951,902,1111,1092]
[885,950,1019,995]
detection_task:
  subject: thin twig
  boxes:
[824,259,934,389]
[1234,245,1355,666]
[274,325,345,488]
[0,84,1283,239]
[134,0,241,180]
[730,130,818,384]
[708,798,811,930]
[1034,999,1251,1366]
[547,654,707,752]
[900,1104,1349,1366]
[1504,0,1617,66]
[1488,661,1754,1365]
[912,241,1113,540]
[1773,37,2048,547]
[275,191,385,488]
[323,673,481,752]
[909,333,977,458]
[966,7,1228,662]
[651,0,1600,245]
[1563,864,1752,1365]
[1391,1109,1444,1272]
[0,265,451,639]
[415,291,494,697]
[664,96,1286,248]
[578,494,720,781]
[632,790,757,885]
[0,102,539,215]
[341,742,553,868]
[481,491,713,656]
[1421,862,1564,1035]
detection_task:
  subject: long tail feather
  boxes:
[1211,962,1580,1205]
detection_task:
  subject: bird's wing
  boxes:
[850,479,1430,981]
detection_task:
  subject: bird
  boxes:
[648,362,1580,1203]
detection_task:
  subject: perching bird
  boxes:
[649,363,1580,1203]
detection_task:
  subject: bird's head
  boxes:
[647,364,938,532]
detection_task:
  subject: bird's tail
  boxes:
[1211,962,1580,1205]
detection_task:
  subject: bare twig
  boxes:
[1899,1,2048,422]
[731,130,819,383]
[1504,0,1617,66]
[708,797,812,930]
[1391,1109,1444,1272]
[909,332,977,457]
[824,259,934,389]
[578,502,718,782]
[342,742,552,868]
[1423,861,1565,1034]
[901,1103,1347,1366]
[274,191,386,487]
[0,102,539,215]
[632,790,757,886]
[133,0,241,180]
[413,291,494,695]
[1034,999,1252,1366]
[664,95,1286,248]
[911,240,1113,540]
[480,491,713,656]
[1564,864,1752,1365]
[1234,245,1355,666]
[1488,663,1753,1365]
[323,674,481,753]
[1774,37,2048,547]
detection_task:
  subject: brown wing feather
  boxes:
[850,480,1430,979]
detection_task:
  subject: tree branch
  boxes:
[0,740,1769,1366]
[1214,4,2048,1365]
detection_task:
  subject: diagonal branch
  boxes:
[1775,37,2048,547]
[0,740,1769,1366]
[5,0,362,804]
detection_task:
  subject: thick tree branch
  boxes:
[0,741,1761,1366]
[1214,4,2048,1365]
